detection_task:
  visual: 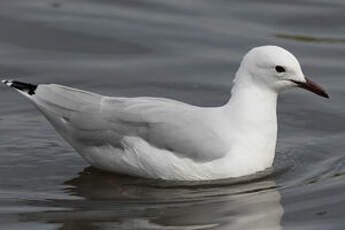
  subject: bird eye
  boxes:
[275,65,286,73]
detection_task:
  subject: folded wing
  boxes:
[32,84,229,163]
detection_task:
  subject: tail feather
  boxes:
[2,79,37,95]
[2,79,102,109]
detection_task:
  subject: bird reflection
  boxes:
[20,167,283,230]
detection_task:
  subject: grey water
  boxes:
[0,0,344,229]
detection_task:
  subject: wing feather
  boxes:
[101,97,229,162]
[31,84,229,162]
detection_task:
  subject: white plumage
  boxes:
[2,46,328,181]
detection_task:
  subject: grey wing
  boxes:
[31,84,229,162]
[101,97,230,162]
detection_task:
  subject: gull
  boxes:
[2,46,328,181]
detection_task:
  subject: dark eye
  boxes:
[275,65,286,73]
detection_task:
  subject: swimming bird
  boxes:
[2,46,328,181]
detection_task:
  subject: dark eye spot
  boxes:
[275,65,286,73]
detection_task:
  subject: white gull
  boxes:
[2,46,329,181]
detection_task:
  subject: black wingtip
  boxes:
[2,80,37,95]
[2,79,11,86]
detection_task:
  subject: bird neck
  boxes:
[222,71,279,170]
[225,69,278,122]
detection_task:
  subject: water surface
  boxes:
[1,0,345,229]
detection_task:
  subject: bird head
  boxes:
[237,45,329,98]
